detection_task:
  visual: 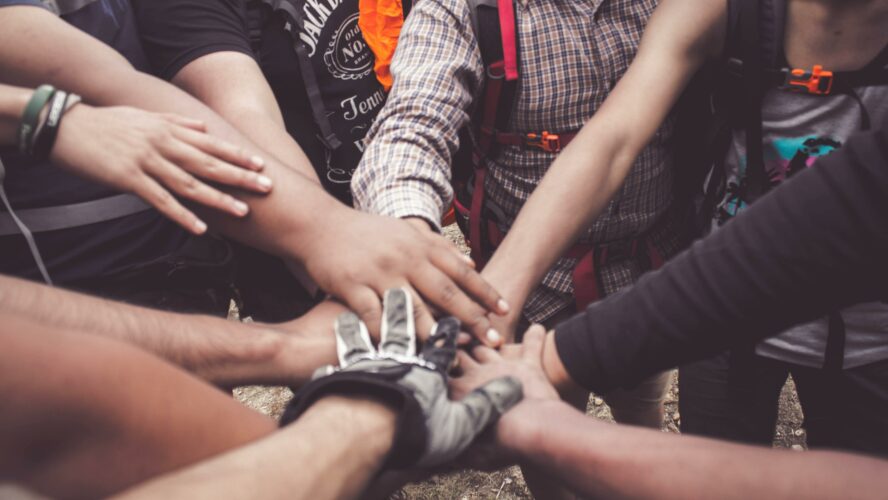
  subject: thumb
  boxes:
[418,376,524,467]
[460,376,524,424]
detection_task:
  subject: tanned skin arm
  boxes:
[172,52,321,182]
[503,399,888,500]
[0,315,278,499]
[481,0,727,335]
[0,82,30,141]
[0,6,342,256]
[0,5,507,343]
[454,328,888,500]
[116,396,397,500]
[0,274,341,387]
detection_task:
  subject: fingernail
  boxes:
[497,299,510,314]
[233,200,249,216]
[486,328,501,345]
[194,220,208,233]
[257,175,273,190]
[250,155,265,168]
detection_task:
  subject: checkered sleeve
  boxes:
[351,0,485,231]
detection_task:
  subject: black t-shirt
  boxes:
[554,117,888,394]
[0,0,189,284]
[132,0,387,205]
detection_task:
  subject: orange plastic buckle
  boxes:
[526,131,561,153]
[783,65,834,95]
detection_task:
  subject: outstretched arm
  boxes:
[0,315,277,499]
[505,399,888,500]
[0,273,340,387]
[453,327,888,500]
[481,0,726,333]
[0,4,506,342]
[115,396,397,500]
[169,51,319,181]
[0,82,273,233]
[130,0,320,181]
[122,289,521,500]
[547,115,888,394]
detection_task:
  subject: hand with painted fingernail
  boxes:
[281,288,524,468]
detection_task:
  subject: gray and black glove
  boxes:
[281,288,523,468]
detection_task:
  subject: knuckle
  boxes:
[358,305,381,322]
[201,153,218,171]
[153,188,174,206]
[134,147,156,167]
[438,282,458,305]
[181,174,199,192]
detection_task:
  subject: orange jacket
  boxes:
[358,0,406,91]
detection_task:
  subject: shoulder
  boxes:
[407,0,473,30]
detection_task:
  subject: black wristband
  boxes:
[31,90,69,161]
[281,369,427,469]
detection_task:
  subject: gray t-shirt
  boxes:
[714,78,888,369]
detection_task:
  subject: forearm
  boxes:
[482,0,720,306]
[0,274,333,387]
[508,400,888,500]
[553,121,888,392]
[0,6,344,263]
[0,83,32,143]
[171,52,321,182]
[116,396,396,500]
[482,123,635,304]
[351,0,482,227]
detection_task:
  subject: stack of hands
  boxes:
[282,288,561,472]
[45,100,509,347]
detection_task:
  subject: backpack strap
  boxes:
[253,0,342,150]
[739,0,783,200]
[466,0,519,158]
[40,0,100,16]
[245,1,268,54]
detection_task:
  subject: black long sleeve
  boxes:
[555,119,888,394]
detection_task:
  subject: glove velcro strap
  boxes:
[281,370,428,469]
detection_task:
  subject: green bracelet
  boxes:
[18,85,56,156]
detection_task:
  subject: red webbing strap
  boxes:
[572,250,601,311]
[478,62,506,153]
[647,239,665,269]
[469,166,488,266]
[497,0,519,81]
[571,237,666,311]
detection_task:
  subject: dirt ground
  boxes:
[235,225,808,499]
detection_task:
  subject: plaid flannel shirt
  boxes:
[353,0,679,323]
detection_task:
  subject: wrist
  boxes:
[543,330,586,401]
[308,395,398,455]
[404,216,436,233]
[184,317,292,386]
[496,399,571,456]
[48,100,89,164]
[285,197,352,262]
[482,257,535,310]
[0,87,32,144]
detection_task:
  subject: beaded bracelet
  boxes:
[17,85,56,155]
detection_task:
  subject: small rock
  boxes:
[593,397,604,406]
[794,429,804,437]
[791,444,804,452]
